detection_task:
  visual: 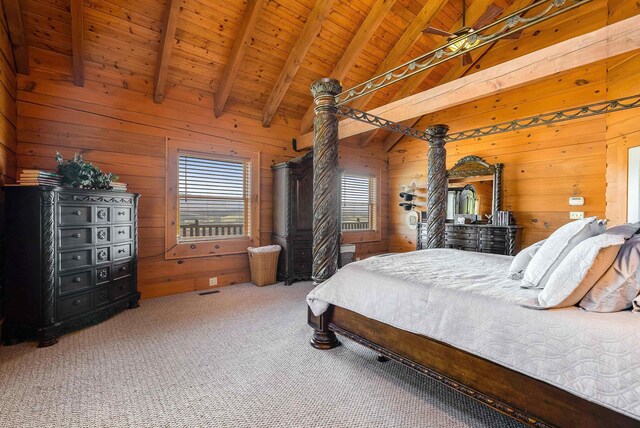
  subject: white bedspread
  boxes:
[307,249,640,420]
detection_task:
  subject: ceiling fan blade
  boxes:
[473,4,504,30]
[422,26,453,37]
[500,29,523,39]
[462,52,473,67]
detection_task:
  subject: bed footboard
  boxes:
[308,304,638,428]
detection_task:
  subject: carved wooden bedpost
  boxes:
[424,124,449,249]
[309,77,341,350]
[492,163,503,217]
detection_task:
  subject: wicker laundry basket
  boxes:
[248,245,281,286]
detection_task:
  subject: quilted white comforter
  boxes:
[306,249,640,420]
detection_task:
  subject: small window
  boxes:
[341,173,376,232]
[178,154,250,243]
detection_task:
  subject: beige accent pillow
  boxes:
[522,217,604,289]
[579,236,640,312]
[530,234,625,309]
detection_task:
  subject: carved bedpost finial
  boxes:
[309,77,341,350]
[425,124,449,249]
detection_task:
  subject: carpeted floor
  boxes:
[0,282,524,428]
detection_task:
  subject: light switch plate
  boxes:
[570,211,585,220]
[209,277,218,286]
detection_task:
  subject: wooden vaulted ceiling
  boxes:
[9,0,526,132]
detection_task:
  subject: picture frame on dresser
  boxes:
[1,186,140,347]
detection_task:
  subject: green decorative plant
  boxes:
[55,152,119,189]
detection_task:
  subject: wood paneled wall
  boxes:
[0,6,17,326]
[14,47,388,298]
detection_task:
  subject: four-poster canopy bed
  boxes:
[304,8,640,427]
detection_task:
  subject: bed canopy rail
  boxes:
[335,0,592,106]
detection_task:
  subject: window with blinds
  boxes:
[177,154,250,242]
[341,173,376,232]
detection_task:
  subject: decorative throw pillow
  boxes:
[602,222,640,239]
[528,234,625,309]
[579,236,640,312]
[508,239,546,280]
[522,217,605,289]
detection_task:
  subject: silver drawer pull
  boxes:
[73,233,82,238]
[72,299,81,306]
[118,230,126,234]
[97,210,107,219]
[118,249,126,254]
[120,266,127,271]
[98,270,108,279]
[117,211,125,216]
[73,255,81,261]
[98,251,108,260]
[73,277,81,283]
[98,230,107,239]
[73,210,82,216]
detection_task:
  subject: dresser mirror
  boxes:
[446,156,502,223]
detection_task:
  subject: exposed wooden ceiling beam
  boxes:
[70,0,84,87]
[261,0,337,127]
[295,15,640,148]
[214,0,265,118]
[383,0,534,151]
[153,0,181,104]
[2,0,29,74]
[298,0,397,133]
[346,0,450,112]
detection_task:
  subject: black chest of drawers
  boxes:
[1,186,140,347]
[417,223,522,256]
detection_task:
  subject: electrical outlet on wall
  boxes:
[570,211,585,220]
[209,277,218,286]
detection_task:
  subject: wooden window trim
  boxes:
[165,137,260,260]
[341,166,382,245]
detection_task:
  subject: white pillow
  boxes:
[530,234,624,309]
[579,236,640,312]
[522,217,604,289]
[508,239,545,280]
[603,222,640,239]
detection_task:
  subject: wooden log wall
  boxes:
[0,6,18,324]
[389,0,640,252]
[14,47,388,298]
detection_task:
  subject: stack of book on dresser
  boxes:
[17,170,62,186]
[110,182,127,192]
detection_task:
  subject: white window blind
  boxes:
[341,173,376,231]
[178,154,250,242]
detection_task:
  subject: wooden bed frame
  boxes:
[308,306,638,428]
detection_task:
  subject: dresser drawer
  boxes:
[113,261,132,279]
[293,261,312,275]
[96,247,111,264]
[113,207,132,223]
[59,249,92,271]
[95,227,111,244]
[59,270,93,295]
[292,247,313,262]
[95,206,111,223]
[96,266,111,285]
[446,238,477,247]
[94,286,111,307]
[59,205,92,225]
[111,279,131,300]
[113,243,132,261]
[59,227,92,248]
[57,291,93,320]
[113,225,132,242]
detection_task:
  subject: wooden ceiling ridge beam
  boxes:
[382,0,537,151]
[261,0,337,128]
[71,0,84,87]
[294,14,640,149]
[214,0,265,118]
[298,0,398,133]
[153,0,182,104]
[2,0,29,74]
[346,0,450,113]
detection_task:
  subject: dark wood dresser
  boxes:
[417,223,522,256]
[272,152,313,285]
[2,186,140,347]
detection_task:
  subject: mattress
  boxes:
[306,249,640,420]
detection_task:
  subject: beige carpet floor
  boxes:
[0,282,524,428]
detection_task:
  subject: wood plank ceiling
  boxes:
[15,0,519,128]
